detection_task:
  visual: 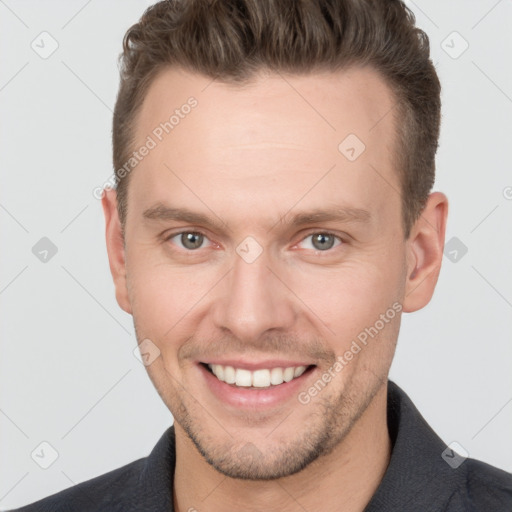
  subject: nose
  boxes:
[211,244,297,343]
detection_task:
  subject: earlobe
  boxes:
[101,188,132,315]
[402,192,449,313]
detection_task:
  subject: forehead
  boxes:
[128,66,401,234]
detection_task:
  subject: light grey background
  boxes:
[1,0,511,508]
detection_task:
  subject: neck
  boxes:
[173,383,391,512]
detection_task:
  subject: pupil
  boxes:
[313,233,334,250]
[182,232,203,249]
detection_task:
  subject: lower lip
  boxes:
[198,363,316,410]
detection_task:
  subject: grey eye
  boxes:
[300,233,341,251]
[312,233,336,250]
[179,232,205,250]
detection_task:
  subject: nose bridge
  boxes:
[212,243,295,340]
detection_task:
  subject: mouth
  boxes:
[201,362,316,389]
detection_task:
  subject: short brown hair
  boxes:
[112,0,441,239]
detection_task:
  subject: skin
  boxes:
[102,65,448,512]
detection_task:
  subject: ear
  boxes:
[402,191,449,313]
[101,188,132,315]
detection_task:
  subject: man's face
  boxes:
[114,66,410,479]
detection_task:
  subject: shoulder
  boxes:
[448,457,512,511]
[6,426,175,512]
[378,381,512,512]
[7,457,147,512]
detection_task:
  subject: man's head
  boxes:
[103,0,447,481]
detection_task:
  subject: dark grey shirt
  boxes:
[9,380,512,511]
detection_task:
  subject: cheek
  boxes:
[127,258,198,339]
[286,255,403,349]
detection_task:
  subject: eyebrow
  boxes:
[142,203,372,231]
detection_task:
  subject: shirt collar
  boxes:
[364,380,463,511]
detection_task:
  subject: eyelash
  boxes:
[163,230,344,254]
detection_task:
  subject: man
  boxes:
[10,0,512,510]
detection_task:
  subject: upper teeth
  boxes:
[208,364,307,388]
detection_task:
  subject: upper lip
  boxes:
[200,359,315,371]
